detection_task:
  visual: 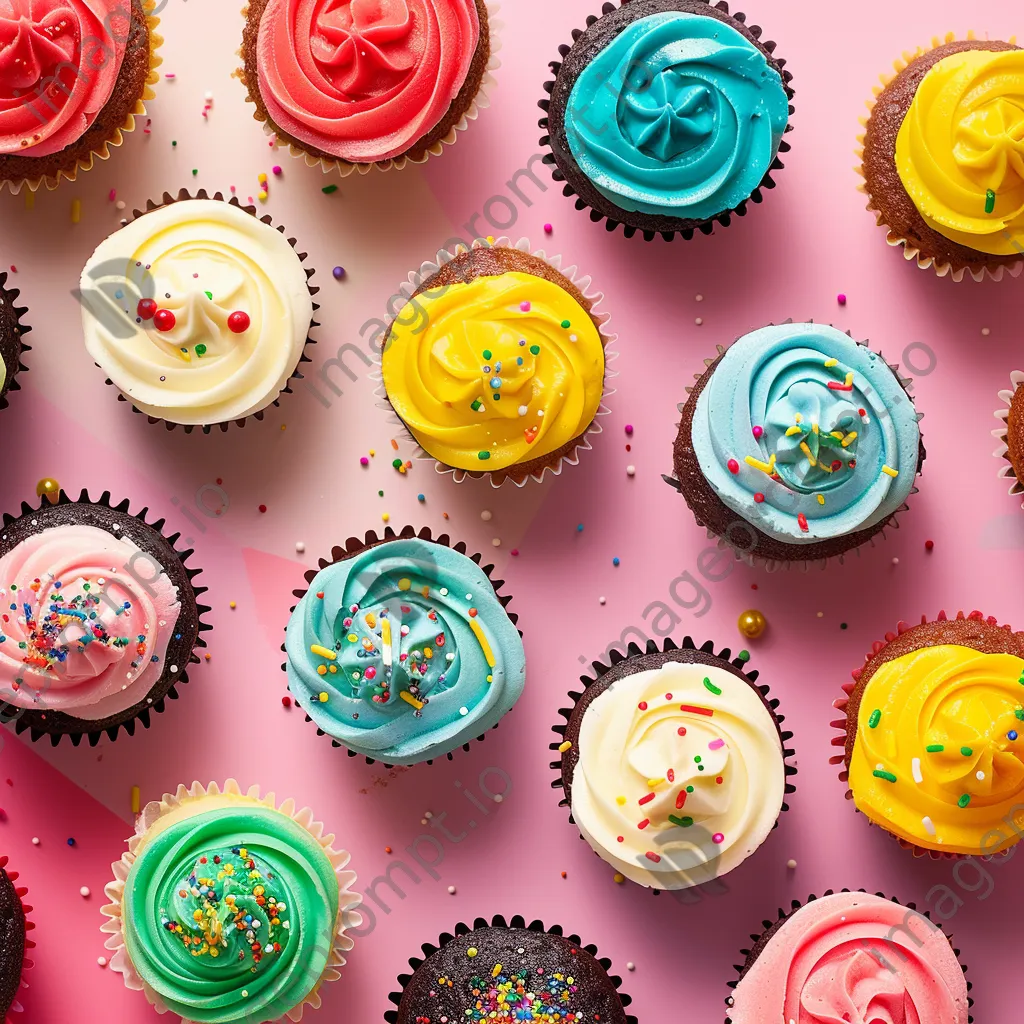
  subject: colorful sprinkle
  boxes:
[703,677,722,696]
[868,709,881,729]
[873,769,898,783]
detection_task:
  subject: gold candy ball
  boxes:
[738,609,767,640]
[35,478,60,504]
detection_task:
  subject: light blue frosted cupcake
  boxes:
[284,527,525,766]
[540,0,794,240]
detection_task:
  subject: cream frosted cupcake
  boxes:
[553,637,794,889]
[102,780,360,1024]
[80,191,316,432]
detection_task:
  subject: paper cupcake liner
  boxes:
[369,235,618,488]
[0,488,211,746]
[550,635,797,893]
[830,609,1018,861]
[663,321,925,572]
[0,273,32,414]
[384,913,638,1024]
[723,889,973,1024]
[281,524,522,766]
[855,31,1024,283]
[0,0,163,195]
[100,780,361,1024]
[0,857,35,1023]
[238,0,502,179]
[538,0,795,242]
[88,188,319,434]
[992,370,1024,506]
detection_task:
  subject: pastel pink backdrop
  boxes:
[1,0,1022,1020]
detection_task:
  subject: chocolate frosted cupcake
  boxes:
[284,526,525,766]
[0,272,30,413]
[386,915,636,1024]
[0,0,161,193]
[79,190,317,433]
[726,891,971,1024]
[540,0,794,240]
[553,637,794,890]
[379,238,612,487]
[0,489,209,745]
[0,858,32,1020]
[239,0,497,175]
[833,610,1024,859]
[993,370,1024,506]
[667,322,924,569]
[859,33,1024,282]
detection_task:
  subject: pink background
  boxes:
[1,0,1023,1020]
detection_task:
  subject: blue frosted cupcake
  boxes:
[540,0,794,240]
[283,527,525,766]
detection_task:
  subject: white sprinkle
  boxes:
[977,770,986,781]
[517,405,528,416]
[424,811,433,819]
[31,837,39,846]
[447,885,456,894]
[295,542,305,553]
[695,317,703,326]
[891,557,899,566]
[911,758,923,784]
[626,962,635,971]
[115,200,125,211]
[80,886,90,897]
[923,816,937,836]
[982,327,991,336]
[169,665,178,673]
[97,957,107,967]
[204,90,214,101]
[695,294,704,302]
[786,859,797,870]
[459,706,468,716]
[493,794,503,804]
[626,465,635,477]
[492,538,501,547]
[599,597,606,606]
[480,510,492,522]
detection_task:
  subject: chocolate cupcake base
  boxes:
[539,0,794,241]
[0,273,31,413]
[0,857,32,1020]
[0,489,210,746]
[993,370,1024,506]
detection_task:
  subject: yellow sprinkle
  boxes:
[841,431,858,448]
[613,873,625,884]
[467,947,478,958]
[492,963,502,977]
[817,461,834,474]
[469,618,496,667]
[257,190,268,202]
[486,674,493,683]
[382,512,390,522]
[845,372,854,387]
[258,173,268,183]
[398,578,412,591]
[812,422,819,435]
[347,633,358,643]
[310,644,336,660]
[421,586,430,597]
[369,449,375,456]
[799,441,817,467]
[423,647,433,659]
[616,796,626,805]
[24,190,34,211]
[131,786,140,814]
[830,431,845,441]
[647,777,665,788]
[71,197,81,223]
[744,454,776,475]
[229,601,236,610]
[365,612,377,629]
[824,358,838,368]
[794,413,802,424]
[400,691,424,710]
[882,465,899,477]
[319,692,329,702]
[558,741,572,753]
[328,665,338,673]
[316,665,327,676]
[817,494,825,505]
[785,426,802,437]
[381,617,391,646]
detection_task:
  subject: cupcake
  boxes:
[102,780,360,1024]
[0,858,33,1021]
[668,321,924,569]
[239,0,498,176]
[833,610,1024,859]
[553,636,794,890]
[859,33,1024,282]
[0,489,209,745]
[386,915,636,1024]
[284,525,525,766]
[379,238,612,486]
[0,0,161,193]
[540,0,794,241]
[993,370,1024,506]
[0,272,30,413]
[79,191,316,432]
[726,890,971,1024]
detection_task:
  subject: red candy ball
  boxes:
[137,298,157,320]
[152,308,176,332]
[228,310,251,334]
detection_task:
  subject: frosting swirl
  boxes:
[0,0,132,156]
[256,0,480,163]
[0,524,180,721]
[285,537,525,765]
[123,804,340,1024]
[80,200,313,426]
[730,892,969,1024]
[850,644,1024,855]
[691,323,920,545]
[382,271,605,472]
[570,661,784,889]
[896,48,1024,256]
[564,12,789,220]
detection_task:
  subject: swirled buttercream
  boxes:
[730,892,969,1024]
[0,524,180,720]
[382,270,605,471]
[255,0,480,163]
[564,11,789,220]
[122,804,340,1024]
[850,644,1024,855]
[80,200,312,426]
[569,660,784,889]
[285,537,525,765]
[0,0,132,156]
[896,48,1024,256]
[691,323,920,545]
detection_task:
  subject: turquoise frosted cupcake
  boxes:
[284,526,525,766]
[540,0,794,240]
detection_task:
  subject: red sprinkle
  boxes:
[727,458,740,474]
[637,819,650,830]
[638,793,655,806]
[754,492,765,503]
[510,549,519,556]
[281,696,291,708]
[137,298,157,320]
[797,513,809,532]
[637,701,648,710]
[679,704,714,717]
[677,726,686,736]
[228,310,251,333]
[666,769,675,782]
[258,504,267,513]
[316,591,325,599]
[152,308,176,332]
[925,539,934,551]
[676,791,687,808]
[645,851,661,863]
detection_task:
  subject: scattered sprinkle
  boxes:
[837,293,847,305]
[322,185,339,194]
[80,886,90,898]
[786,859,797,870]
[333,267,346,280]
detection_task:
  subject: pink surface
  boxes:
[0,0,1022,1021]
